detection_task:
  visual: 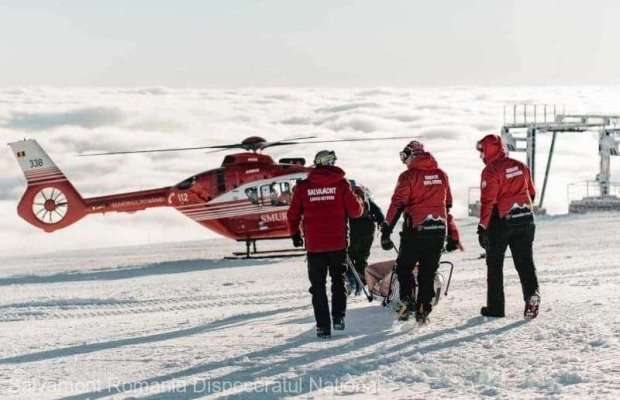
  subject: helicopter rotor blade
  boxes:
[78,145,221,156]
[77,135,411,156]
[77,135,317,156]
[282,136,415,145]
[258,136,319,150]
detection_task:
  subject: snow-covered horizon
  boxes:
[2,86,620,256]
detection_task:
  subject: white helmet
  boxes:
[314,150,337,166]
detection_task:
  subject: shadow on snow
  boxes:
[0,258,276,286]
[61,304,527,400]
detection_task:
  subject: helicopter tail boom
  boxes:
[9,139,87,232]
[9,139,176,232]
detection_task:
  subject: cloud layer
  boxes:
[1,86,620,256]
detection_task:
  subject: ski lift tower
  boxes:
[500,104,620,213]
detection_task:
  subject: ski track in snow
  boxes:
[0,214,619,399]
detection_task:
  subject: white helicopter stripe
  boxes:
[25,171,65,179]
[28,174,66,182]
[24,167,59,175]
[179,202,259,212]
[181,206,261,217]
[188,206,289,221]
[176,200,250,211]
[181,206,266,218]
[25,172,64,179]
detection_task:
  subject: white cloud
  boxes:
[2,107,126,131]
[1,86,620,256]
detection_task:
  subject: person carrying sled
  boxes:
[476,134,540,319]
[287,150,364,338]
[346,182,385,296]
[380,140,453,323]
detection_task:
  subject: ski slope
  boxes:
[0,213,619,399]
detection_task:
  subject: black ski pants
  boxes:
[396,229,444,306]
[486,221,539,313]
[307,250,347,329]
[347,229,375,283]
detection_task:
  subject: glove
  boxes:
[352,186,366,201]
[381,233,393,250]
[445,236,464,252]
[291,232,304,248]
[477,225,488,250]
[445,235,458,252]
[380,222,393,250]
[379,221,391,234]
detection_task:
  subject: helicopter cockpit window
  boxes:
[245,187,259,204]
[176,176,195,191]
[259,182,291,206]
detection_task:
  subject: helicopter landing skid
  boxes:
[226,239,307,260]
[226,248,306,260]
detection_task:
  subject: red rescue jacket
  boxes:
[385,153,452,232]
[287,166,364,252]
[479,144,536,228]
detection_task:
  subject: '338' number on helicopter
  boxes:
[29,159,44,168]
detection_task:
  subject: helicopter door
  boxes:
[277,181,291,205]
[258,181,291,206]
[259,185,272,206]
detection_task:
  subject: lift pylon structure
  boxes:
[500,104,620,213]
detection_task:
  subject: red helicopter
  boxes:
[8,136,407,257]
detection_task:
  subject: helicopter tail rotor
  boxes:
[9,139,87,232]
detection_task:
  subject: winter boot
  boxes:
[415,302,432,324]
[397,297,415,321]
[316,325,331,339]
[333,316,345,331]
[480,307,505,318]
[524,294,540,320]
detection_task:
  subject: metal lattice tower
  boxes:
[501,104,620,212]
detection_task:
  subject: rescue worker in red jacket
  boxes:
[287,150,364,338]
[381,140,454,323]
[476,134,540,319]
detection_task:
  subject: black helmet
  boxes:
[399,140,425,163]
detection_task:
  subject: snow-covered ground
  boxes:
[0,212,618,399]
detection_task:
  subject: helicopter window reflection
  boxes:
[245,187,259,204]
[253,181,292,206]
[260,185,274,205]
[277,182,291,205]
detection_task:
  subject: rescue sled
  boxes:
[364,259,454,308]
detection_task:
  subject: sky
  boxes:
[1,0,619,87]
